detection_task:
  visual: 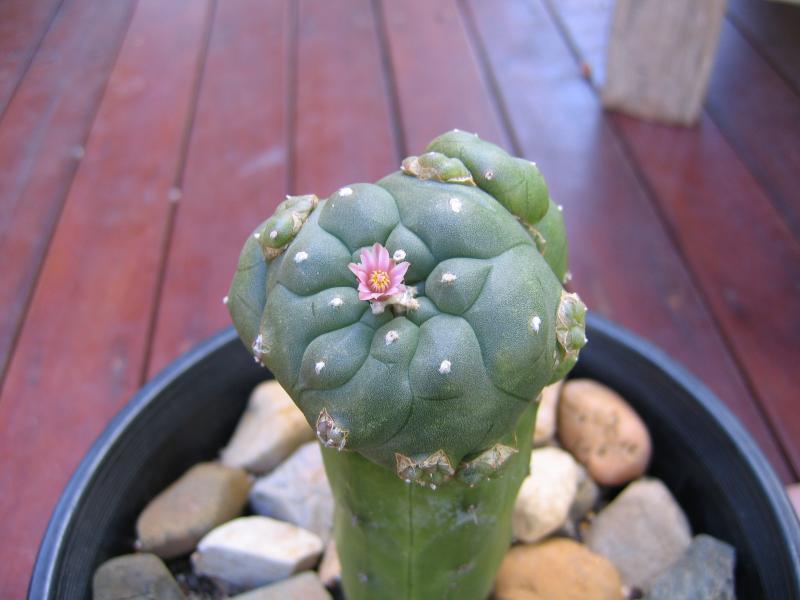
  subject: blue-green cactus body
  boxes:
[228,130,586,600]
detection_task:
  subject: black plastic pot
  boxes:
[30,316,800,599]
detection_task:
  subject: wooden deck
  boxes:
[1,0,799,595]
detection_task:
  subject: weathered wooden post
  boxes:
[602,0,728,126]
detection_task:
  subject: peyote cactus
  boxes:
[228,129,586,599]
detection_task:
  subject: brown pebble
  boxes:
[558,379,651,486]
[136,462,251,559]
[495,538,624,600]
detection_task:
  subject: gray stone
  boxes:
[136,462,251,559]
[250,441,334,541]
[646,534,735,599]
[495,539,624,600]
[192,516,323,591]
[585,478,692,589]
[513,447,579,543]
[93,553,184,600]
[221,380,315,475]
[230,572,331,599]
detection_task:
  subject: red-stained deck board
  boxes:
[545,0,612,86]
[552,0,800,478]
[379,0,509,152]
[463,0,792,481]
[728,0,800,94]
[0,1,213,597]
[553,1,800,245]
[706,20,800,241]
[148,0,290,375]
[613,114,800,475]
[293,0,399,195]
[0,0,135,383]
[0,0,62,114]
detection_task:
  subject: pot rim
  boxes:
[29,315,800,597]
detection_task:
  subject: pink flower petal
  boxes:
[390,261,410,281]
[384,286,402,298]
[376,244,391,272]
[363,245,378,268]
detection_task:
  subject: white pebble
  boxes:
[315,361,325,374]
[530,315,541,332]
[192,516,323,589]
[393,249,407,261]
[449,197,462,213]
[513,448,579,543]
[249,442,334,540]
[338,187,353,197]
[329,296,343,308]
[385,330,399,345]
[294,251,309,263]
[441,272,457,284]
[439,360,452,374]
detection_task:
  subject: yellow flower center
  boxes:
[369,270,391,292]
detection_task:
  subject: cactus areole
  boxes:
[227,130,586,599]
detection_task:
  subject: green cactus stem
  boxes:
[322,402,535,600]
[227,129,586,600]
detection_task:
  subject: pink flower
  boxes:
[348,243,409,302]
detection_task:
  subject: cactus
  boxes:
[227,129,586,599]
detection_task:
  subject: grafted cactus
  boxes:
[228,129,586,600]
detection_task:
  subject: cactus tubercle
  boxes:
[257,193,319,259]
[401,152,476,185]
